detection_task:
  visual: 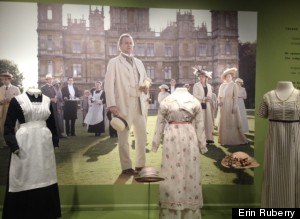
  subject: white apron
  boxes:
[84,91,104,125]
[9,94,57,192]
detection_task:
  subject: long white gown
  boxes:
[259,89,300,208]
[152,89,207,219]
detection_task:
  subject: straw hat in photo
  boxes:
[110,115,128,132]
[221,67,237,81]
[235,78,244,84]
[159,84,169,90]
[192,66,212,78]
[0,72,13,79]
[135,166,164,183]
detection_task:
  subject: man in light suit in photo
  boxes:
[104,33,151,175]
[0,72,21,147]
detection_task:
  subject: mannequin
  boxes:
[171,87,194,104]
[26,87,42,98]
[259,81,300,208]
[152,86,207,219]
[275,81,295,101]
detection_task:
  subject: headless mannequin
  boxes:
[171,87,194,105]
[275,81,295,101]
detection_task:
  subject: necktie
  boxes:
[5,86,8,90]
[126,57,133,65]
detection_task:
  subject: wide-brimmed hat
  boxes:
[135,166,164,183]
[110,115,128,132]
[235,78,244,84]
[221,67,237,80]
[159,84,169,90]
[0,72,13,79]
[192,66,212,78]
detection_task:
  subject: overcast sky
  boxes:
[0,2,257,89]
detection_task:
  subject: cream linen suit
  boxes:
[0,84,21,145]
[104,54,149,170]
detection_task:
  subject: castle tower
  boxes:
[109,7,150,33]
[37,4,63,86]
[211,11,239,84]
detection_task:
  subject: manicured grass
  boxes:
[55,110,255,185]
[0,110,255,185]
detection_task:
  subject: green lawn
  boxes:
[0,110,255,186]
[55,110,255,185]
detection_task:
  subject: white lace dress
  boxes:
[152,93,207,219]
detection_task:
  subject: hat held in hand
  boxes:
[135,166,164,183]
[110,115,128,132]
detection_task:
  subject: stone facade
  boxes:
[37,4,238,108]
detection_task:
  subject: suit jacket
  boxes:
[61,85,80,120]
[0,84,21,118]
[40,84,57,98]
[104,54,150,121]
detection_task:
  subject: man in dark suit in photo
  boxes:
[61,77,80,136]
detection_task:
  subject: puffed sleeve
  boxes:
[4,97,23,153]
[258,94,269,119]
[151,101,168,152]
[193,104,207,154]
[46,103,59,147]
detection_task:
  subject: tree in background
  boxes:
[238,42,256,109]
[0,59,24,91]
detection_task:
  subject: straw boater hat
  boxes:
[235,78,244,84]
[159,84,169,90]
[221,67,237,81]
[110,115,128,132]
[0,72,13,79]
[192,66,212,78]
[135,166,164,183]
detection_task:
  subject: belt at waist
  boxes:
[20,120,46,128]
[269,119,300,123]
[169,121,192,124]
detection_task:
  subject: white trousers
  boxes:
[117,98,147,170]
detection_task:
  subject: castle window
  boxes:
[225,15,230,28]
[183,43,189,56]
[47,7,53,20]
[109,44,117,56]
[149,91,155,104]
[47,61,53,74]
[164,66,172,79]
[225,41,231,55]
[198,44,207,56]
[136,44,145,56]
[147,66,155,79]
[165,44,172,57]
[94,41,101,52]
[147,44,154,57]
[72,42,81,53]
[183,66,189,79]
[72,64,82,77]
[47,36,53,50]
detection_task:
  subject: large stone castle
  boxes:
[37,4,238,108]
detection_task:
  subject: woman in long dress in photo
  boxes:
[152,87,207,219]
[3,88,61,219]
[192,67,215,144]
[217,68,248,145]
[84,81,106,136]
[235,78,249,133]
